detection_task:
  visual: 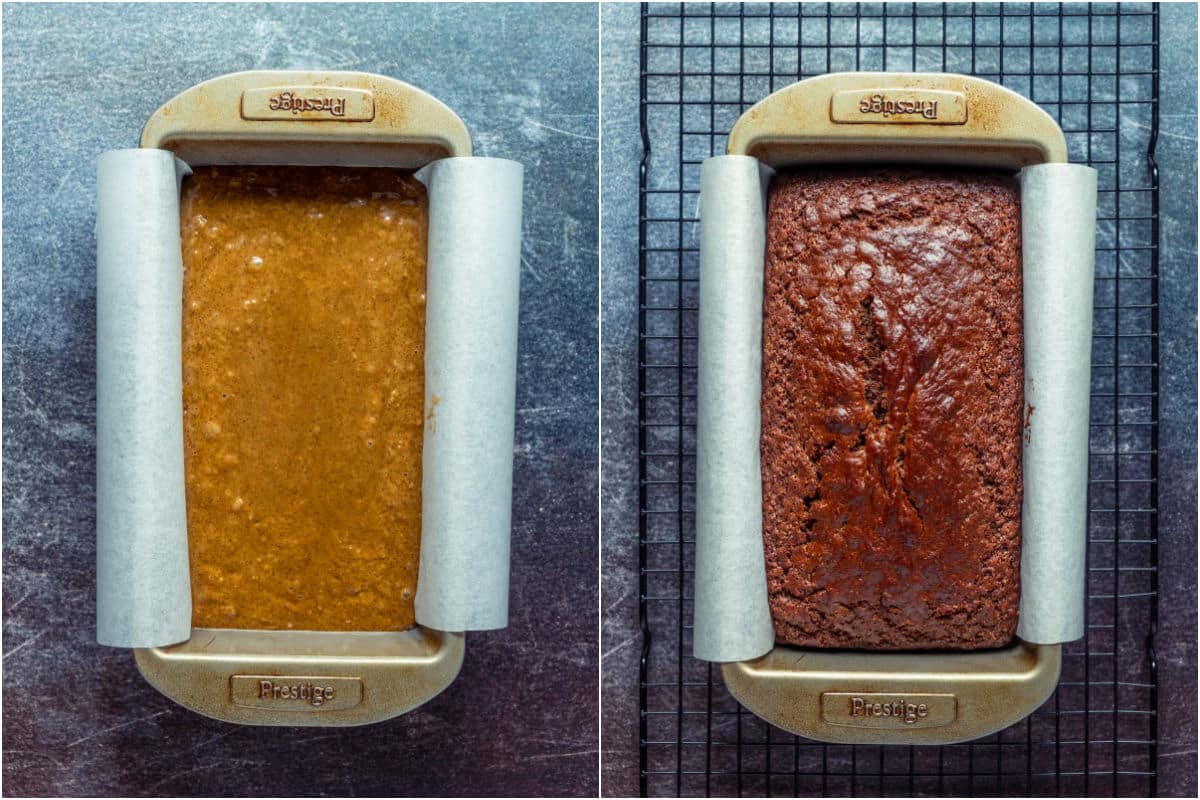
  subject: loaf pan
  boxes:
[722,72,1066,746]
[133,71,468,727]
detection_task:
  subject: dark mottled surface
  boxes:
[1154,4,1198,796]
[598,3,641,796]
[2,3,598,796]
[762,169,1023,651]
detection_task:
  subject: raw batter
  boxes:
[180,166,427,631]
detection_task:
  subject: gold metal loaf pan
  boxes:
[723,72,1066,746]
[134,71,467,727]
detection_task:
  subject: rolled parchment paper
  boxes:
[1016,163,1097,644]
[413,157,523,632]
[692,156,1097,661]
[96,151,522,645]
[96,149,193,648]
[693,156,776,662]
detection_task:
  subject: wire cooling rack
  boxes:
[637,3,1159,796]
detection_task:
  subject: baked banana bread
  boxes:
[761,166,1023,650]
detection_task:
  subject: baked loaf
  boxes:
[761,167,1023,650]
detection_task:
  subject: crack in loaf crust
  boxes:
[761,167,1023,650]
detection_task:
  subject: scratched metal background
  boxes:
[2,3,598,796]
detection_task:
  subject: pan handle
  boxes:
[723,640,1061,745]
[141,70,471,167]
[727,72,1067,169]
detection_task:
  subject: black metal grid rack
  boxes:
[637,3,1159,796]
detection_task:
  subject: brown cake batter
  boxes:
[180,166,427,631]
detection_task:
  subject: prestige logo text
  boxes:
[268,91,347,117]
[849,696,930,725]
[258,679,337,707]
[857,93,939,120]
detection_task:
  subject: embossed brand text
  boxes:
[850,696,929,725]
[258,679,337,707]
[268,91,347,117]
[857,93,939,120]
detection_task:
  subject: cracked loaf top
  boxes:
[761,167,1023,650]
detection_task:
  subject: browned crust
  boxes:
[761,167,1023,650]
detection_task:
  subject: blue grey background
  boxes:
[599,3,641,796]
[1153,4,1198,793]
[3,3,598,796]
[4,1,1195,796]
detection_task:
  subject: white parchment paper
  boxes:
[96,149,193,647]
[1016,163,1097,644]
[414,157,523,632]
[693,156,777,662]
[95,151,522,646]
[692,155,1097,661]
